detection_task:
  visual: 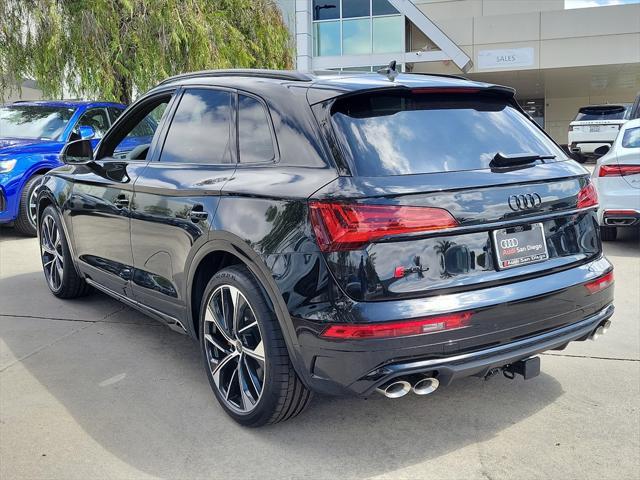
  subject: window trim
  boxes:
[235,90,280,166]
[96,88,177,162]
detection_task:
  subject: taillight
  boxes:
[584,271,614,294]
[321,312,473,339]
[576,183,598,209]
[598,165,640,177]
[309,202,458,252]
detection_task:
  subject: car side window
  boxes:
[160,88,233,164]
[74,108,110,138]
[238,94,275,163]
[622,127,640,148]
[107,107,124,124]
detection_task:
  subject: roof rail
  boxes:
[158,69,313,86]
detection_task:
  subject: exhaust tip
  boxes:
[413,377,440,396]
[601,320,612,334]
[591,320,612,341]
[376,380,411,399]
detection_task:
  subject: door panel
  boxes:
[70,162,146,294]
[130,88,237,319]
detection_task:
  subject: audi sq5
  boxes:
[36,69,614,426]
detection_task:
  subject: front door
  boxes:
[130,87,237,324]
[69,92,175,295]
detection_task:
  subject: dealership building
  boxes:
[278,0,640,145]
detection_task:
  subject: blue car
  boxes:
[0,100,126,235]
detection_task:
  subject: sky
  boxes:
[565,0,640,9]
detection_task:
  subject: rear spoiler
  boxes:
[307,83,515,106]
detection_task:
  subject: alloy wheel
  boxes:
[28,185,39,227]
[203,284,266,413]
[40,214,64,291]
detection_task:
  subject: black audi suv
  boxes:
[36,69,614,426]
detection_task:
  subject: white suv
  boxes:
[591,117,640,241]
[569,104,631,163]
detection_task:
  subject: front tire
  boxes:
[199,265,311,427]
[39,205,92,298]
[14,174,42,236]
[600,226,617,242]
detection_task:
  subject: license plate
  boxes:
[589,125,601,133]
[492,223,549,270]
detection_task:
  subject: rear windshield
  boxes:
[574,105,630,122]
[330,92,565,176]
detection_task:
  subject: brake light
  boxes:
[576,183,598,209]
[598,165,640,177]
[321,312,473,339]
[309,202,458,252]
[584,271,614,294]
[411,87,480,94]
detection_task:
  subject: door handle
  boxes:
[114,194,129,209]
[189,204,209,223]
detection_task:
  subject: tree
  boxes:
[0,0,293,104]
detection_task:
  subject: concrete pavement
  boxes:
[1,227,639,480]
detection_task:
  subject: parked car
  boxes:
[36,69,614,427]
[630,93,640,120]
[0,100,126,235]
[591,117,640,241]
[568,103,632,163]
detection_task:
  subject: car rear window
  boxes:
[622,127,640,148]
[574,105,630,121]
[330,91,565,176]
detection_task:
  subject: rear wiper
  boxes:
[490,152,555,168]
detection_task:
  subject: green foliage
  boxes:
[0,0,293,104]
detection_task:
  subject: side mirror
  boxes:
[594,145,610,156]
[61,139,94,164]
[78,125,96,139]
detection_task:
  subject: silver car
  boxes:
[591,117,640,241]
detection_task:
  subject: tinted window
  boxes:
[0,105,75,139]
[622,127,640,148]
[108,107,124,124]
[75,108,110,137]
[161,89,232,164]
[575,105,630,121]
[313,0,339,20]
[239,95,275,163]
[372,0,399,15]
[331,92,566,176]
[342,0,369,18]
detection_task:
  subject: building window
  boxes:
[313,0,403,57]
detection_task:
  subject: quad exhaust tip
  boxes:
[376,380,412,398]
[591,320,612,341]
[376,375,440,398]
[412,376,440,396]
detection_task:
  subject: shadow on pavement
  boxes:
[1,269,565,479]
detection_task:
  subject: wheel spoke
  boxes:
[237,320,258,334]
[243,355,262,397]
[212,351,238,389]
[204,333,231,355]
[244,340,265,363]
[225,368,238,401]
[237,359,254,409]
[205,305,234,344]
[41,244,55,255]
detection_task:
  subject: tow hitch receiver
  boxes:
[503,356,541,380]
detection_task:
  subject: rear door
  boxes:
[129,87,237,323]
[312,88,599,307]
[618,123,640,189]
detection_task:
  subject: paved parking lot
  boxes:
[1,227,638,480]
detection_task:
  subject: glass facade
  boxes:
[313,0,403,57]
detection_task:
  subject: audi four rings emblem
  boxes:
[508,193,542,211]
[500,238,519,248]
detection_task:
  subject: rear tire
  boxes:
[600,226,617,242]
[199,265,311,427]
[14,174,42,236]
[39,205,92,298]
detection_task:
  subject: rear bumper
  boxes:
[291,256,614,396]
[569,141,613,155]
[353,303,613,396]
